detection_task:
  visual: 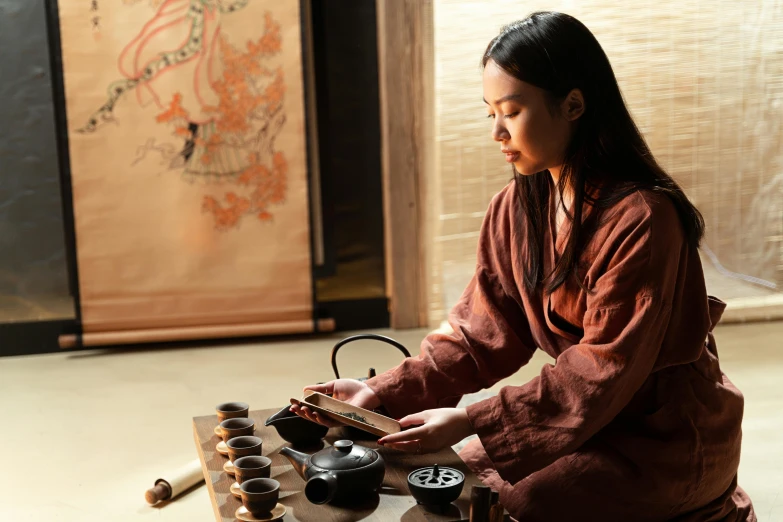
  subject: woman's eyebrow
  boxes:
[483,94,525,104]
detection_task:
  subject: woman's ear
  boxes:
[562,89,585,121]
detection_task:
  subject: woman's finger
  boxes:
[303,407,341,428]
[379,425,427,445]
[290,404,310,421]
[312,410,342,428]
[398,413,428,429]
[304,381,334,395]
[300,405,320,424]
[383,440,423,454]
[294,404,341,428]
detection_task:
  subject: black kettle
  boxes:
[318,334,411,439]
[329,333,411,381]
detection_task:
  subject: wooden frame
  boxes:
[376,0,435,329]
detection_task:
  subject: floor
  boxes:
[0,323,781,522]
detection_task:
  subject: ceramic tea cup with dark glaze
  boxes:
[216,402,249,423]
[240,478,280,517]
[227,436,263,463]
[233,455,272,484]
[220,417,255,442]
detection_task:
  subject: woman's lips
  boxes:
[503,150,520,162]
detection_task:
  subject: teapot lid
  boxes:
[311,440,378,470]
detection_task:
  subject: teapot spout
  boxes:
[279,446,309,479]
[305,472,338,504]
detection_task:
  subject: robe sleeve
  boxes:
[465,195,683,485]
[365,185,537,419]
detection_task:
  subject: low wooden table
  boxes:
[193,408,501,521]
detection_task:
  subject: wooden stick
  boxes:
[59,318,335,348]
[145,459,205,505]
[375,0,434,328]
[489,489,505,522]
[469,484,492,522]
[145,482,171,505]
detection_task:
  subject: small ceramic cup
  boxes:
[216,402,250,423]
[233,455,272,484]
[227,436,263,463]
[240,478,280,517]
[220,417,255,443]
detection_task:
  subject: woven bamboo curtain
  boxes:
[430,0,783,324]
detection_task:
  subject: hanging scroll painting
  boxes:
[55,0,314,343]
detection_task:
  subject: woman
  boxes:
[291,12,755,521]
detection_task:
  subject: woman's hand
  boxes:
[289,378,381,428]
[377,408,475,454]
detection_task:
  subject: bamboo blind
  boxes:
[430,0,783,324]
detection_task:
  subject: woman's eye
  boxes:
[487,114,496,119]
[504,112,519,119]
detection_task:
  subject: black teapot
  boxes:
[279,440,385,504]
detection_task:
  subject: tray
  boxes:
[193,408,489,521]
[290,391,401,437]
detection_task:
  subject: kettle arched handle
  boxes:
[330,334,412,380]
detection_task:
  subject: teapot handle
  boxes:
[330,334,412,379]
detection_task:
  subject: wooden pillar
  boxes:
[376,0,434,329]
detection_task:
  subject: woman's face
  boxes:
[482,59,576,176]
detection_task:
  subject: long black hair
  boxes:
[482,12,704,293]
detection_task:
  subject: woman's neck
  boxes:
[548,165,573,210]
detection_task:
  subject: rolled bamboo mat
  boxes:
[59,318,335,348]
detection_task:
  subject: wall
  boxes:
[311,0,387,304]
[430,0,783,323]
[0,0,73,322]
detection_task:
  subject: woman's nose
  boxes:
[491,120,510,142]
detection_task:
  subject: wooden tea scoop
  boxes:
[291,391,401,437]
[145,459,205,505]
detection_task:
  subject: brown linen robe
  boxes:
[366,181,756,521]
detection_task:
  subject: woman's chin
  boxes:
[513,162,540,176]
